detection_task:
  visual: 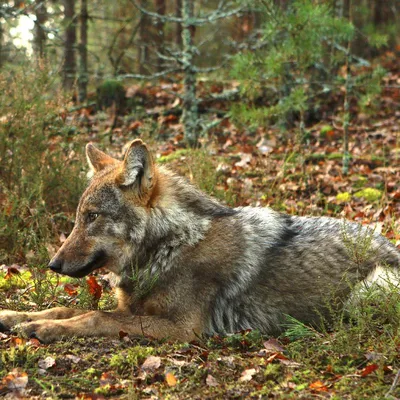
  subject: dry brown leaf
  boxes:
[263,338,285,353]
[206,374,219,387]
[38,356,56,370]
[142,356,161,372]
[2,369,28,391]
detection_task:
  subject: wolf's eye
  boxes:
[87,212,99,223]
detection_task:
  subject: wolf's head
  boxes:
[48,140,159,278]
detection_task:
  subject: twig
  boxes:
[385,369,400,398]
[118,68,181,81]
[129,0,243,25]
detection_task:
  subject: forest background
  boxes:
[0,0,400,398]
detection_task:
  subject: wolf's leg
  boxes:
[0,307,89,331]
[15,311,202,343]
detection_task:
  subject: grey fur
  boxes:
[109,165,400,336]
[10,141,397,342]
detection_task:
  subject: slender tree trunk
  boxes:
[155,0,166,72]
[34,0,47,60]
[175,0,182,47]
[138,0,150,74]
[0,19,3,69]
[63,0,77,90]
[78,0,88,102]
[342,43,351,175]
[181,0,198,147]
[235,11,253,42]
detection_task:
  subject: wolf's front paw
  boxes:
[0,310,29,332]
[14,320,66,344]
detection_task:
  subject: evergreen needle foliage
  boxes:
[231,0,386,133]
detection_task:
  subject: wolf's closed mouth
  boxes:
[69,250,107,278]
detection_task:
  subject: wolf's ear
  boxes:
[86,143,118,173]
[119,139,155,192]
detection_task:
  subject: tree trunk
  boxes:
[63,0,77,90]
[181,0,198,147]
[78,0,88,102]
[175,0,182,47]
[138,0,150,74]
[235,11,253,42]
[34,0,47,60]
[155,0,166,72]
[0,18,3,69]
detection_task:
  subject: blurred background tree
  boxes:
[0,0,398,146]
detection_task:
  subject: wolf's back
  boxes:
[207,210,400,335]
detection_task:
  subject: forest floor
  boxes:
[1,53,400,399]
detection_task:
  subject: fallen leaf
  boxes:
[2,369,28,391]
[28,338,41,347]
[66,354,81,364]
[38,356,56,370]
[0,332,8,339]
[86,276,102,299]
[128,121,142,131]
[4,265,21,280]
[361,364,378,377]
[99,372,115,386]
[142,356,161,372]
[169,358,187,367]
[235,153,252,168]
[309,380,328,391]
[165,372,177,386]
[64,283,78,296]
[10,337,26,347]
[206,374,219,387]
[239,368,257,382]
[263,338,285,353]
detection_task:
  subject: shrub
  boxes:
[0,65,85,264]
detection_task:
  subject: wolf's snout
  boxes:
[48,258,63,273]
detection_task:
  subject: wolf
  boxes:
[0,139,399,343]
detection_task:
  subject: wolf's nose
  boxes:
[48,259,63,273]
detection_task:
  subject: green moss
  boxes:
[157,149,191,163]
[354,188,382,202]
[306,153,326,161]
[0,271,31,290]
[353,176,368,188]
[336,192,352,203]
[327,152,344,160]
[110,346,155,373]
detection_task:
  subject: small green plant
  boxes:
[110,346,155,373]
[282,315,320,341]
[96,79,126,112]
[336,192,352,203]
[186,150,236,206]
[223,330,264,350]
[1,343,39,371]
[231,0,354,131]
[126,260,159,306]
[0,65,85,265]
[341,221,376,267]
[354,188,382,202]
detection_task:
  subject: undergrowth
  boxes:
[0,65,85,265]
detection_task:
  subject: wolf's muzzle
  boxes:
[48,250,108,278]
[48,258,63,273]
